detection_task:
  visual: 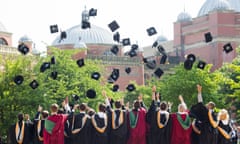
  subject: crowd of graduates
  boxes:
[7,84,239,144]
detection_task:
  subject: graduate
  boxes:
[127,96,147,144]
[71,103,91,144]
[9,113,34,144]
[43,101,70,144]
[189,84,219,144]
[33,105,49,144]
[103,90,128,144]
[146,86,171,144]
[91,103,109,144]
[170,95,192,144]
[217,109,232,144]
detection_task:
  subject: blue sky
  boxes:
[0,0,205,52]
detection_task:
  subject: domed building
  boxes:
[173,0,240,71]
[50,8,144,90]
[177,11,192,22]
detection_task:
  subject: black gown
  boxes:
[146,101,171,144]
[218,121,232,144]
[8,120,34,144]
[189,102,218,144]
[71,113,91,144]
[33,112,45,144]
[108,109,128,144]
[91,113,109,144]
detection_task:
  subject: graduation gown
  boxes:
[217,120,232,144]
[127,108,147,144]
[8,120,34,144]
[189,102,218,144]
[108,109,128,144]
[91,113,109,144]
[71,113,91,144]
[170,112,192,144]
[33,112,44,144]
[146,101,171,144]
[43,114,68,144]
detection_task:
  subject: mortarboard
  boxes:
[29,80,39,89]
[109,68,120,81]
[143,58,148,63]
[51,56,56,65]
[50,71,58,80]
[184,59,193,70]
[154,68,164,78]
[197,61,206,70]
[108,20,120,32]
[146,60,156,69]
[76,58,85,67]
[187,54,196,63]
[50,24,59,33]
[60,31,67,40]
[160,54,167,64]
[157,45,165,54]
[111,45,119,55]
[122,38,131,46]
[128,50,137,57]
[147,27,157,36]
[112,84,119,92]
[223,43,233,54]
[126,84,135,92]
[72,94,80,101]
[113,32,120,43]
[131,44,139,51]
[204,32,212,43]
[86,89,96,99]
[82,21,91,29]
[14,75,24,85]
[18,43,29,55]
[40,62,51,73]
[89,8,97,16]
[125,67,131,74]
[91,72,101,80]
[152,41,158,48]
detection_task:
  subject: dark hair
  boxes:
[79,103,87,111]
[160,101,167,111]
[41,110,49,118]
[18,113,24,121]
[133,100,140,109]
[114,101,122,109]
[99,103,106,112]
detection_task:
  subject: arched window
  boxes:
[0,38,8,45]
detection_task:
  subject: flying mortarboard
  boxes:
[147,27,157,36]
[154,68,164,78]
[72,94,80,101]
[131,44,139,51]
[184,59,193,70]
[40,62,51,73]
[143,58,148,63]
[160,54,167,64]
[111,45,119,55]
[91,72,101,80]
[109,68,120,81]
[50,71,58,80]
[197,61,206,70]
[86,89,96,99]
[122,38,131,46]
[112,84,119,92]
[14,75,24,85]
[51,56,56,65]
[82,21,91,29]
[223,43,233,54]
[126,84,135,92]
[128,50,137,57]
[113,32,120,43]
[89,8,97,16]
[187,54,196,63]
[60,31,67,40]
[18,43,29,55]
[125,67,131,74]
[108,20,120,32]
[29,80,39,89]
[204,32,212,43]
[76,58,85,67]
[157,45,165,54]
[50,24,59,33]
[146,60,156,69]
[152,41,158,48]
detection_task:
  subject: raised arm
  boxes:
[197,84,203,103]
[179,95,187,110]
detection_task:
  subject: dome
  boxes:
[229,0,240,12]
[0,21,7,32]
[19,35,32,43]
[198,0,232,17]
[52,24,115,46]
[74,41,87,49]
[156,35,168,42]
[177,11,192,22]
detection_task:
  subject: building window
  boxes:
[0,38,8,45]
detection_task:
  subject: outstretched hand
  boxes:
[138,94,143,102]
[38,105,43,112]
[197,84,202,93]
[179,95,184,103]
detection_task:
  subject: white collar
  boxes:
[221,119,229,125]
[97,112,106,119]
